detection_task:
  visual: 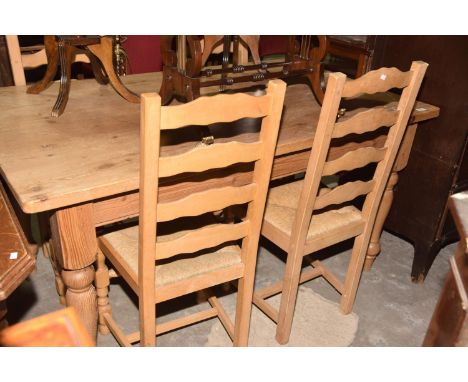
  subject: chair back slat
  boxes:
[322,146,387,176]
[156,221,251,260]
[160,92,271,130]
[314,180,376,211]
[332,107,399,139]
[157,183,257,223]
[159,141,262,178]
[342,67,412,98]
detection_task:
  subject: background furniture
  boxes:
[423,191,468,346]
[254,62,427,344]
[0,307,94,346]
[258,35,375,79]
[0,72,438,340]
[159,35,328,104]
[0,183,36,329]
[326,36,376,78]
[5,35,90,87]
[6,35,140,116]
[370,36,468,281]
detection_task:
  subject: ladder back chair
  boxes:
[253,61,428,344]
[96,79,286,346]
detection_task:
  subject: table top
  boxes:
[0,72,439,214]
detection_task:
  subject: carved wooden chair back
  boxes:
[254,62,428,344]
[97,79,286,346]
[5,35,89,86]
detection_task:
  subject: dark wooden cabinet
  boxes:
[0,35,14,86]
[372,36,468,281]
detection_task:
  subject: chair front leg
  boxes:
[340,234,369,314]
[275,246,304,345]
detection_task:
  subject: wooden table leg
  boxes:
[61,266,97,337]
[50,204,98,340]
[51,37,74,118]
[239,35,260,65]
[365,123,419,271]
[27,36,59,95]
[88,54,109,85]
[87,36,140,104]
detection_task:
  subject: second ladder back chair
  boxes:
[96,79,286,346]
[254,61,428,344]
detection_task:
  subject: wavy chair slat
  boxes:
[157,183,257,222]
[322,146,387,176]
[156,221,251,260]
[342,66,412,98]
[332,106,399,138]
[160,92,271,130]
[314,180,376,210]
[159,141,262,177]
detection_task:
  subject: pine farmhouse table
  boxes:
[0,72,439,340]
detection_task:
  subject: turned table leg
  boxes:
[88,54,109,85]
[365,172,398,270]
[364,123,419,271]
[50,204,98,340]
[62,266,97,337]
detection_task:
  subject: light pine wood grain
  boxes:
[156,221,250,260]
[314,180,376,210]
[159,141,262,177]
[157,183,257,222]
[322,147,387,176]
[333,107,399,138]
[342,67,412,98]
[138,93,160,346]
[160,92,271,129]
